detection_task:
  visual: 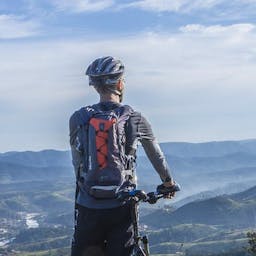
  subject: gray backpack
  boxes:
[76,104,135,199]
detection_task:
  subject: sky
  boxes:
[0,0,256,152]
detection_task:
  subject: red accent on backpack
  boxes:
[90,117,117,169]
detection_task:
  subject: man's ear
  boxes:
[116,79,124,91]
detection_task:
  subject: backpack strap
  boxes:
[114,105,134,124]
[122,104,134,115]
[115,105,136,183]
[77,105,95,124]
[74,106,95,179]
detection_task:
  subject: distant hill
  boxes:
[0,180,74,219]
[0,162,73,183]
[1,139,256,201]
[173,179,256,208]
[231,185,256,201]
[1,138,256,164]
[142,185,256,228]
[0,150,71,167]
[160,139,256,157]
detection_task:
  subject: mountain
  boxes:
[1,138,256,165]
[2,140,256,256]
[160,139,256,157]
[0,181,74,218]
[1,139,256,202]
[163,152,256,175]
[231,185,256,201]
[0,150,71,167]
[0,162,73,184]
[136,156,256,200]
[173,179,256,208]
[142,185,256,229]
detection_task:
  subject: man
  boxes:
[69,56,176,256]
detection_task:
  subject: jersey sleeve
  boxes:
[69,112,83,179]
[138,114,173,182]
[126,112,173,182]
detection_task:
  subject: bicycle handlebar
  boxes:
[117,184,181,204]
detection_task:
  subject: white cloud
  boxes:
[184,0,225,11]
[180,23,255,35]
[1,23,256,151]
[120,0,256,13]
[0,15,40,39]
[121,0,185,12]
[50,0,114,13]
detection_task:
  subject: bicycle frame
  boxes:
[130,200,150,256]
[125,184,181,256]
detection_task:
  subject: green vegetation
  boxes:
[247,231,256,255]
[16,247,70,256]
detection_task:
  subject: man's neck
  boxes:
[100,94,120,103]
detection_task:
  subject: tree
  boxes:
[247,231,256,256]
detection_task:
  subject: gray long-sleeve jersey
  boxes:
[69,101,173,209]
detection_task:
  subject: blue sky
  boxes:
[1,0,256,152]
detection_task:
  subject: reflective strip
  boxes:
[91,185,119,191]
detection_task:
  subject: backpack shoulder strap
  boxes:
[78,104,134,123]
[77,105,96,124]
[117,105,134,122]
[122,104,134,113]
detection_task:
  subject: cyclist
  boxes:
[69,56,177,256]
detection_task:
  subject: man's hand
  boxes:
[163,180,176,198]
[157,178,177,199]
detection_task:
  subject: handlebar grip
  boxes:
[157,183,181,195]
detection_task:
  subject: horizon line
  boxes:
[1,137,256,154]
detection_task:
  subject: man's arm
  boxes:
[69,112,82,179]
[138,114,174,183]
[141,139,173,183]
[126,112,174,184]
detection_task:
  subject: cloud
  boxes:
[180,23,255,35]
[0,15,40,39]
[1,23,256,151]
[120,0,256,15]
[120,0,222,12]
[120,0,185,12]
[50,0,114,13]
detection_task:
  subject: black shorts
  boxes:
[71,203,135,256]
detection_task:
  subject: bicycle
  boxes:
[117,183,181,256]
[78,184,180,256]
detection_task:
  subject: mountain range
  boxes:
[1,139,256,201]
[1,139,256,256]
[142,185,256,228]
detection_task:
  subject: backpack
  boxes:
[76,104,136,199]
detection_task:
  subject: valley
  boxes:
[1,139,256,255]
